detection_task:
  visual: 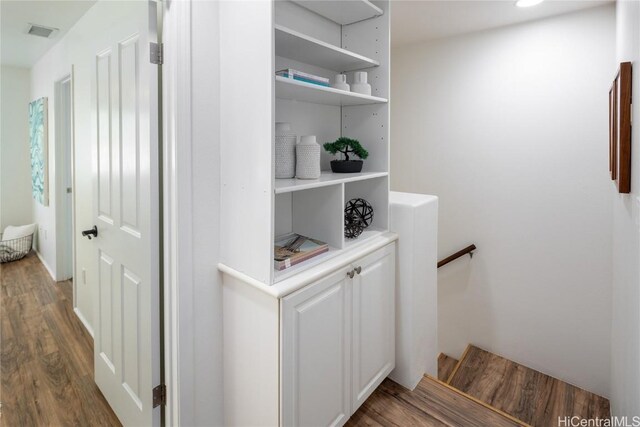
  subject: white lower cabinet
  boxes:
[220,239,397,427]
[281,243,396,427]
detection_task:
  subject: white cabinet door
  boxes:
[351,244,395,409]
[281,267,352,427]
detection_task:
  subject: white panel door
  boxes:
[281,267,352,427]
[89,1,160,425]
[351,244,395,409]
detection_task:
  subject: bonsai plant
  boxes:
[323,137,369,173]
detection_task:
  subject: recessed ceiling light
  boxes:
[515,0,544,7]
[26,23,59,38]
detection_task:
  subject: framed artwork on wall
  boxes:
[609,62,632,194]
[29,97,49,206]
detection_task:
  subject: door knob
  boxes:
[347,270,355,279]
[82,225,98,240]
[355,266,362,275]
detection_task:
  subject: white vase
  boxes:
[275,122,296,179]
[351,71,372,96]
[296,135,321,180]
[332,74,350,92]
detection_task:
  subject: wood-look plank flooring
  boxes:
[437,353,458,382]
[447,345,611,427]
[1,252,121,426]
[346,376,525,427]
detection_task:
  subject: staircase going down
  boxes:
[445,345,610,427]
[437,353,458,382]
[348,345,610,427]
[346,375,525,427]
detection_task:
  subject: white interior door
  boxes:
[88,1,161,425]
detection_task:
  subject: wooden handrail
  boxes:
[438,244,477,268]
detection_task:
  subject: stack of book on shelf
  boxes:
[276,68,330,87]
[274,233,329,271]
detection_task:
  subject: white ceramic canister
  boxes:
[351,71,372,96]
[296,135,321,179]
[275,122,296,179]
[332,74,350,92]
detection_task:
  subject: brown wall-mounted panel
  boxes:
[617,62,632,193]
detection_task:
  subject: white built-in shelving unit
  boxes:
[220,0,390,285]
[219,2,393,425]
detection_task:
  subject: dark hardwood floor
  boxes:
[1,253,610,427]
[437,353,458,382]
[1,252,121,426]
[447,345,611,427]
[346,376,526,427]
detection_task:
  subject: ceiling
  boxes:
[0,0,613,65]
[1,0,96,68]
[391,0,613,47]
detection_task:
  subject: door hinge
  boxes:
[153,384,166,407]
[150,42,163,65]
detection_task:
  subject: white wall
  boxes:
[611,0,640,418]
[0,66,33,233]
[186,0,223,423]
[30,52,63,279]
[163,0,223,424]
[391,5,614,397]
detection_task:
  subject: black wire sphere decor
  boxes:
[344,213,366,239]
[344,198,374,239]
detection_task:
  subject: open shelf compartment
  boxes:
[275,24,379,72]
[343,175,389,249]
[273,175,389,282]
[274,184,344,282]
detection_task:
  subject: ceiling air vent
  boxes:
[26,23,59,38]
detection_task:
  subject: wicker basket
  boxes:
[0,234,33,263]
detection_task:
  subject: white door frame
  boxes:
[54,71,76,284]
[162,1,193,424]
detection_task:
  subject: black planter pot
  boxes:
[330,160,364,173]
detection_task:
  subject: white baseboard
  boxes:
[35,250,56,281]
[74,307,94,338]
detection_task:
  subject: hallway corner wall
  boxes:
[391,5,615,397]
